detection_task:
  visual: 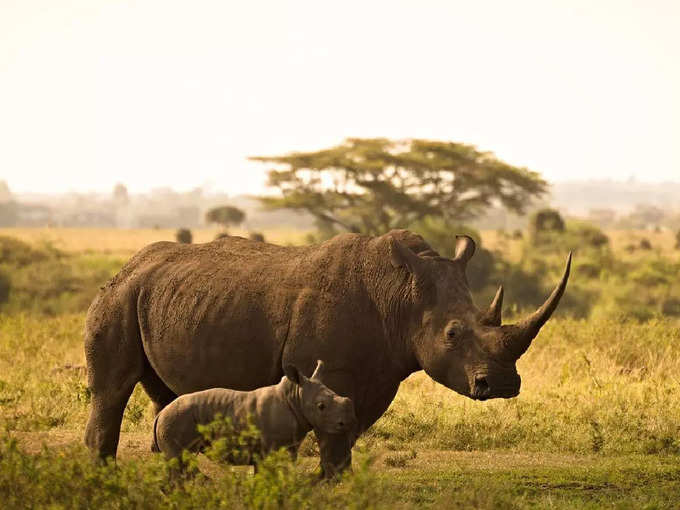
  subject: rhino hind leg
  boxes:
[84,382,137,462]
[140,366,177,452]
[84,298,145,462]
[140,366,177,416]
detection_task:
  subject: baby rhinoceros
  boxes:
[152,360,356,468]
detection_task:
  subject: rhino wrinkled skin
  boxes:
[84,229,570,477]
[152,360,356,466]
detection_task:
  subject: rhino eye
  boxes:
[317,402,326,411]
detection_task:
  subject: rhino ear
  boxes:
[453,235,476,266]
[284,364,302,385]
[390,238,425,276]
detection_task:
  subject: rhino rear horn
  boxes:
[480,285,504,327]
[505,253,572,358]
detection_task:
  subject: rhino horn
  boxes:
[453,235,476,266]
[310,359,325,380]
[506,253,572,358]
[480,285,504,327]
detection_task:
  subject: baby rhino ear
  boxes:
[284,364,302,385]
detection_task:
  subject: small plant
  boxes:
[197,414,262,465]
[175,228,192,244]
[639,238,652,250]
[383,449,417,468]
[249,232,265,242]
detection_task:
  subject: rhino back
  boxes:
[108,234,388,398]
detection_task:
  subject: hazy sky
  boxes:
[1,0,679,195]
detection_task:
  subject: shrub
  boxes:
[214,231,230,240]
[0,236,49,267]
[639,238,652,250]
[249,232,265,242]
[0,270,9,303]
[175,228,192,244]
[0,431,390,510]
[529,208,565,243]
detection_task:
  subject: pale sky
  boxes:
[1,0,679,195]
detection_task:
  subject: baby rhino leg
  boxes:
[154,406,202,471]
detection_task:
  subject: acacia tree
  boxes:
[251,138,546,236]
[205,206,246,229]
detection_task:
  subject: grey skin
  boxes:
[152,360,356,466]
[84,229,570,477]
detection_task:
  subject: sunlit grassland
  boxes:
[1,311,680,507]
[1,227,680,507]
[3,313,678,454]
[2,226,677,259]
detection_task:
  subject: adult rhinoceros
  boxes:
[84,230,570,476]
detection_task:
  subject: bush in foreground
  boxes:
[0,433,388,510]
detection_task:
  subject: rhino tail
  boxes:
[151,413,161,453]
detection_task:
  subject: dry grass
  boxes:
[0,227,311,255]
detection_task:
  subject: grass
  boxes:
[1,312,680,507]
[1,227,680,507]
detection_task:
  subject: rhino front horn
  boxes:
[506,252,572,358]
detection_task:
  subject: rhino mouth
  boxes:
[470,375,520,400]
[470,375,491,400]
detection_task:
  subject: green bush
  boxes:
[0,269,9,304]
[0,432,390,510]
[0,238,124,315]
[529,208,565,244]
[175,228,193,244]
[0,236,50,267]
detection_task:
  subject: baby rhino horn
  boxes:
[310,360,325,380]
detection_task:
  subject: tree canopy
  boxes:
[205,205,246,228]
[251,138,546,236]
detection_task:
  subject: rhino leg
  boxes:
[84,297,144,462]
[140,367,177,452]
[140,366,177,416]
[317,431,353,478]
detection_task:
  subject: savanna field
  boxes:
[1,227,680,509]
